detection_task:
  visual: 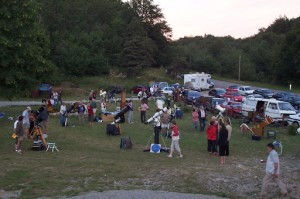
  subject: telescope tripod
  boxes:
[144,130,169,153]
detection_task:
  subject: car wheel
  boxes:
[293,121,299,128]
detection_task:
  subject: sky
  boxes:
[154,0,300,40]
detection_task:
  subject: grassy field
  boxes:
[0,100,300,198]
[0,72,300,198]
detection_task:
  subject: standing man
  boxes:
[198,106,206,132]
[160,109,171,136]
[127,100,133,124]
[15,116,24,154]
[140,100,149,123]
[260,143,288,197]
[22,106,31,137]
[59,103,66,126]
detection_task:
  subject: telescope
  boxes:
[215,104,225,113]
[145,107,167,124]
[112,105,130,124]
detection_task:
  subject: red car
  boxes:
[226,85,239,92]
[131,85,148,94]
[221,101,243,118]
[223,91,244,102]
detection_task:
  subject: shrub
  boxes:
[287,124,297,136]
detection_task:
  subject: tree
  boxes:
[0,0,56,98]
[128,0,172,66]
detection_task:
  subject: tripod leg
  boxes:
[145,133,154,149]
[160,134,168,149]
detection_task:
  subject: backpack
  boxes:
[106,124,120,136]
[120,137,133,149]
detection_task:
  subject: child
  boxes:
[87,103,94,126]
[168,120,183,158]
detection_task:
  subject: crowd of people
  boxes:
[11,87,288,198]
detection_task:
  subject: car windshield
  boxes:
[232,104,242,108]
[217,89,226,93]
[189,92,201,97]
[213,99,225,105]
[263,90,272,93]
[278,102,294,111]
[245,87,253,91]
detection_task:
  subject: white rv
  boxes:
[242,98,296,122]
[184,72,212,91]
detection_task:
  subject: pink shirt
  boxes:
[192,111,199,122]
[140,103,149,111]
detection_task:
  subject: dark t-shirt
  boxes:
[218,127,228,146]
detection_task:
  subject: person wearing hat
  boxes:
[22,106,31,137]
[260,143,288,197]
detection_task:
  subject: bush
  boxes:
[287,124,297,136]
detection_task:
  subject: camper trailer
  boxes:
[242,98,296,122]
[184,72,212,91]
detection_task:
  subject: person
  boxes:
[22,106,31,137]
[225,119,232,155]
[206,121,217,155]
[192,109,199,130]
[198,106,206,132]
[218,121,228,165]
[13,115,21,151]
[127,100,133,124]
[140,100,149,123]
[91,98,97,115]
[38,105,49,133]
[87,103,94,126]
[77,102,86,125]
[168,120,183,158]
[260,143,288,197]
[160,110,171,135]
[15,116,24,154]
[101,101,106,113]
[60,103,67,127]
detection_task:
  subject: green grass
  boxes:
[0,102,299,198]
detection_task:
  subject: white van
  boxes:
[242,98,296,122]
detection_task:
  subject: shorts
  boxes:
[23,123,30,129]
[161,123,169,129]
[18,136,24,141]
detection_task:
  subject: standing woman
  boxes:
[192,109,199,130]
[218,121,229,165]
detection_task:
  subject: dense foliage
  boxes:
[0,0,299,98]
[172,16,300,86]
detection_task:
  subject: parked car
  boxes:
[170,83,181,89]
[220,101,243,118]
[238,86,254,96]
[242,94,264,102]
[207,79,214,89]
[287,113,300,127]
[272,91,294,100]
[226,85,239,92]
[208,88,226,98]
[39,84,52,96]
[200,97,225,113]
[279,95,300,110]
[160,87,174,95]
[131,85,148,94]
[223,91,244,102]
[185,90,201,105]
[242,98,296,122]
[253,89,274,99]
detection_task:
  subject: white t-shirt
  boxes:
[14,120,18,130]
[266,149,280,174]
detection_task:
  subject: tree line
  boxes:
[0,0,299,98]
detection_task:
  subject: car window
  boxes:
[278,102,294,111]
[268,103,278,110]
